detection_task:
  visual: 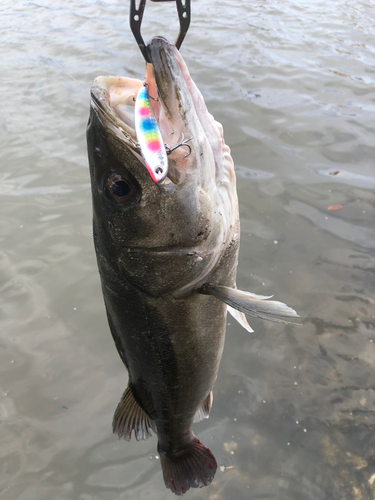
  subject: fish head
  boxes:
[87,37,239,297]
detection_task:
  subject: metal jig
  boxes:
[130,0,191,63]
[165,132,193,159]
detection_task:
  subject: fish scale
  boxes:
[135,83,168,183]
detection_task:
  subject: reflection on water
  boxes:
[1,0,375,498]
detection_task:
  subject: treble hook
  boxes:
[165,132,193,159]
[130,0,191,63]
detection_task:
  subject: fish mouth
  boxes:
[90,37,220,185]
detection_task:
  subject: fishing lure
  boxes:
[134,83,168,183]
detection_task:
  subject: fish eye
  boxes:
[112,180,130,197]
[107,174,138,206]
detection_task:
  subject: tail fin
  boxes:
[159,437,217,496]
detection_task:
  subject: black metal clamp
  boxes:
[130,0,191,63]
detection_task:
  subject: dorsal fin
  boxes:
[193,391,213,423]
[113,384,155,441]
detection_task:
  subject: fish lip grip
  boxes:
[134,83,168,183]
[130,0,191,63]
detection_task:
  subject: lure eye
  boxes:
[107,174,139,206]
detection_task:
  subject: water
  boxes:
[1,1,375,498]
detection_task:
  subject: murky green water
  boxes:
[1,1,375,499]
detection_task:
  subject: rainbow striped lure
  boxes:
[134,83,168,183]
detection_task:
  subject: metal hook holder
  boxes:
[130,0,191,63]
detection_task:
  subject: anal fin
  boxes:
[113,384,155,441]
[193,391,213,423]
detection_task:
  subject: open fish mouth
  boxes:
[89,36,193,147]
[90,37,232,187]
[89,39,189,185]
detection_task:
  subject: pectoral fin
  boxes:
[113,384,155,441]
[203,284,300,329]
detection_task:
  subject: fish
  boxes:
[86,36,299,496]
